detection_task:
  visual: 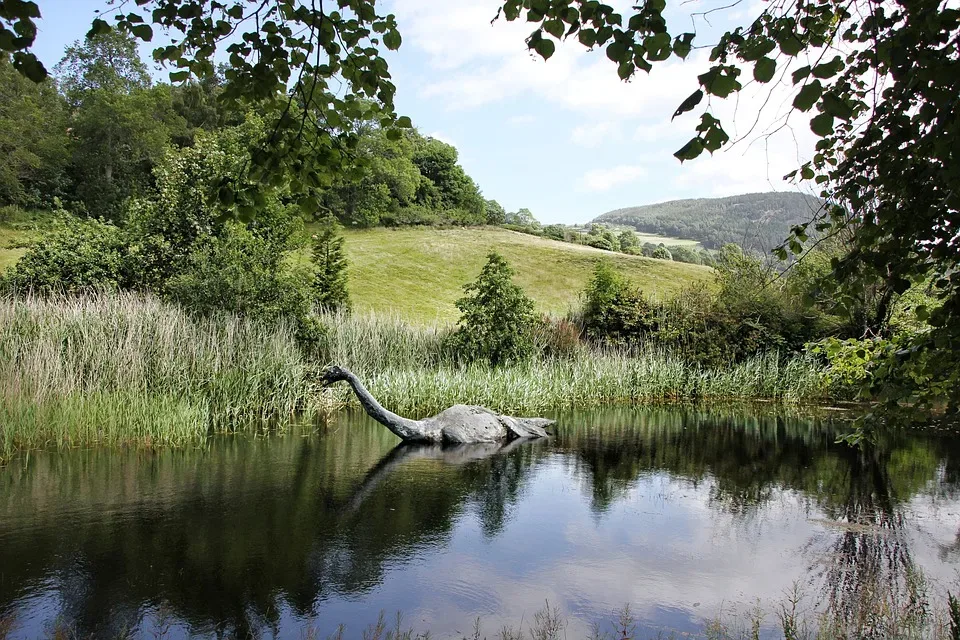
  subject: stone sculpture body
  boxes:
[321,366,554,444]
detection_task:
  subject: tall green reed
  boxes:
[0,293,320,461]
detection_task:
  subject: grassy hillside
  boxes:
[0,221,713,323]
[594,191,822,252]
[335,227,712,322]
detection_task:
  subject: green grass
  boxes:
[632,231,701,248]
[329,226,713,323]
[0,293,321,462]
[316,311,830,418]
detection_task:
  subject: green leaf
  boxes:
[535,37,556,60]
[383,30,401,50]
[822,93,855,121]
[753,56,776,83]
[169,70,190,82]
[605,41,627,63]
[395,115,413,128]
[810,112,834,137]
[673,32,694,59]
[812,55,843,79]
[543,19,564,39]
[578,28,597,48]
[617,61,635,80]
[130,24,153,41]
[791,66,811,84]
[672,89,703,120]
[674,137,704,162]
[86,18,112,39]
[801,165,814,180]
[698,67,740,98]
[12,52,46,81]
[777,34,803,56]
[793,80,822,111]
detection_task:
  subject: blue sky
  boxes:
[30,0,818,224]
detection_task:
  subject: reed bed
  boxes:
[0,293,320,461]
[329,350,827,417]
[0,296,833,462]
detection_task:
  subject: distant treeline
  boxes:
[0,32,510,228]
[593,192,824,253]
[502,217,717,266]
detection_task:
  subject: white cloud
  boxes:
[581,165,648,192]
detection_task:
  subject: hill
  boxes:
[0,222,713,323]
[593,192,823,252]
[334,227,713,322]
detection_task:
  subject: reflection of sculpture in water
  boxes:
[321,366,553,443]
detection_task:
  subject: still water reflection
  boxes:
[1,407,959,638]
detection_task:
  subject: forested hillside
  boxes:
[0,32,499,228]
[593,192,823,252]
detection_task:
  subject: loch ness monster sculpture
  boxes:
[320,366,554,444]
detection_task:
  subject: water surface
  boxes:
[1,406,959,638]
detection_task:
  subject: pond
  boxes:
[1,406,959,639]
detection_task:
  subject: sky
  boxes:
[29,0,820,224]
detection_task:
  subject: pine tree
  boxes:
[449,252,536,366]
[311,215,350,312]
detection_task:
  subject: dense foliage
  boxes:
[0,30,489,228]
[447,252,537,367]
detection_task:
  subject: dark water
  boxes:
[2,407,960,639]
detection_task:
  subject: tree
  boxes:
[493,0,959,415]
[0,53,68,206]
[448,253,536,366]
[581,261,654,345]
[505,207,538,227]
[6,0,958,411]
[485,199,507,225]
[411,136,485,222]
[311,215,351,312]
[618,230,638,253]
[56,31,184,217]
[651,246,672,261]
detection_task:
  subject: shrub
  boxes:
[166,222,312,323]
[3,217,131,294]
[582,261,656,345]
[446,252,537,366]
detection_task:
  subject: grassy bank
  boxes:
[0,294,835,463]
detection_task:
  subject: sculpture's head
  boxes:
[320,365,352,386]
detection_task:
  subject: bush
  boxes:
[582,261,656,345]
[3,218,131,294]
[446,252,537,366]
[166,222,312,323]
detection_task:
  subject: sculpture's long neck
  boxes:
[344,373,430,442]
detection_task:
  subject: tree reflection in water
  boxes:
[0,406,957,638]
